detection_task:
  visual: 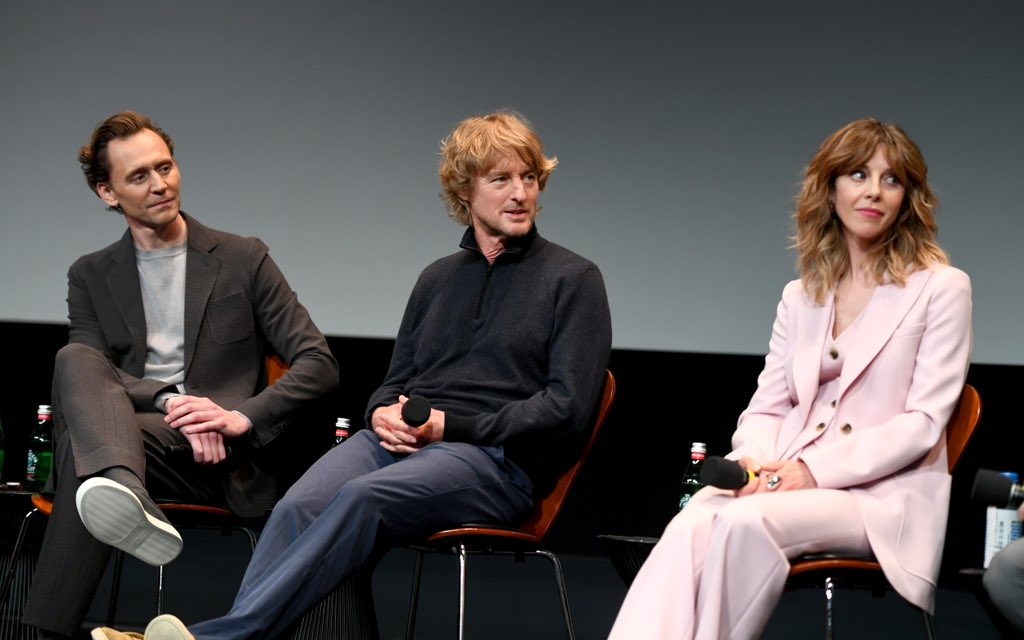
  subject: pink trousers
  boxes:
[608,487,871,640]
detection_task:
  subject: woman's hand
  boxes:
[736,456,766,496]
[758,459,818,492]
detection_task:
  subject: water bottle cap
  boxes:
[37,405,52,415]
[690,442,707,453]
[335,417,350,428]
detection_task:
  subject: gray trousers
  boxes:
[984,537,1024,634]
[23,344,224,637]
[188,429,535,640]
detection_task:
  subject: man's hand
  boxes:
[371,395,445,455]
[165,395,251,464]
[181,429,228,464]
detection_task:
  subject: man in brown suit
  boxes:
[22,111,339,640]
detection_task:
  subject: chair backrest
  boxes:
[946,383,982,474]
[517,370,616,540]
[266,354,289,386]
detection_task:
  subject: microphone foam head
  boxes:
[972,469,1015,508]
[700,456,749,490]
[401,396,432,427]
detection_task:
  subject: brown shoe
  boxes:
[91,628,145,640]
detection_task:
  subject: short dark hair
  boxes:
[79,111,175,193]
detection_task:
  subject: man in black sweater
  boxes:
[97,110,612,640]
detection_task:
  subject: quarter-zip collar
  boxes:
[459,224,539,262]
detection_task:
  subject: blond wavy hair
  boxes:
[794,118,948,303]
[439,111,558,225]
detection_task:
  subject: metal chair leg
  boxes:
[240,526,258,552]
[406,544,578,639]
[149,524,257,620]
[156,563,166,615]
[824,574,835,640]
[922,610,935,640]
[105,550,126,626]
[405,549,425,640]
[536,550,576,640]
[0,508,39,608]
[457,543,467,640]
[818,572,933,640]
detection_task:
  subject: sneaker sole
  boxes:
[146,614,195,640]
[76,477,183,566]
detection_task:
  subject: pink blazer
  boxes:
[729,265,973,612]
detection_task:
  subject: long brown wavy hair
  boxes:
[793,118,948,303]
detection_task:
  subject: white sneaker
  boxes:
[76,477,182,566]
[146,614,194,640]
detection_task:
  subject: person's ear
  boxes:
[96,182,119,209]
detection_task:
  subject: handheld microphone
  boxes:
[700,456,758,490]
[972,469,1024,509]
[401,396,432,428]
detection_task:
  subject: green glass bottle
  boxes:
[25,405,54,490]
[677,442,707,510]
[334,417,350,447]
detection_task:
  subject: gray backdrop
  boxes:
[1,1,1020,364]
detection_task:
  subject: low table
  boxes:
[597,534,659,587]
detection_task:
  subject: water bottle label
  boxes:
[26,450,38,479]
[985,505,1023,568]
[35,452,53,485]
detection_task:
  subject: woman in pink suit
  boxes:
[609,118,973,640]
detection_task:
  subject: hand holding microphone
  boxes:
[700,456,760,490]
[401,396,432,428]
[373,395,436,453]
[701,456,817,493]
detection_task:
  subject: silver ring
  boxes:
[766,474,781,490]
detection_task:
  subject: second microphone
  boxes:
[700,456,759,490]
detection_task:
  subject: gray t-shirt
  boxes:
[136,242,186,393]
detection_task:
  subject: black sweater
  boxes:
[366,226,612,496]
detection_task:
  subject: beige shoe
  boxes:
[76,477,183,566]
[91,628,145,640]
[145,614,195,640]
